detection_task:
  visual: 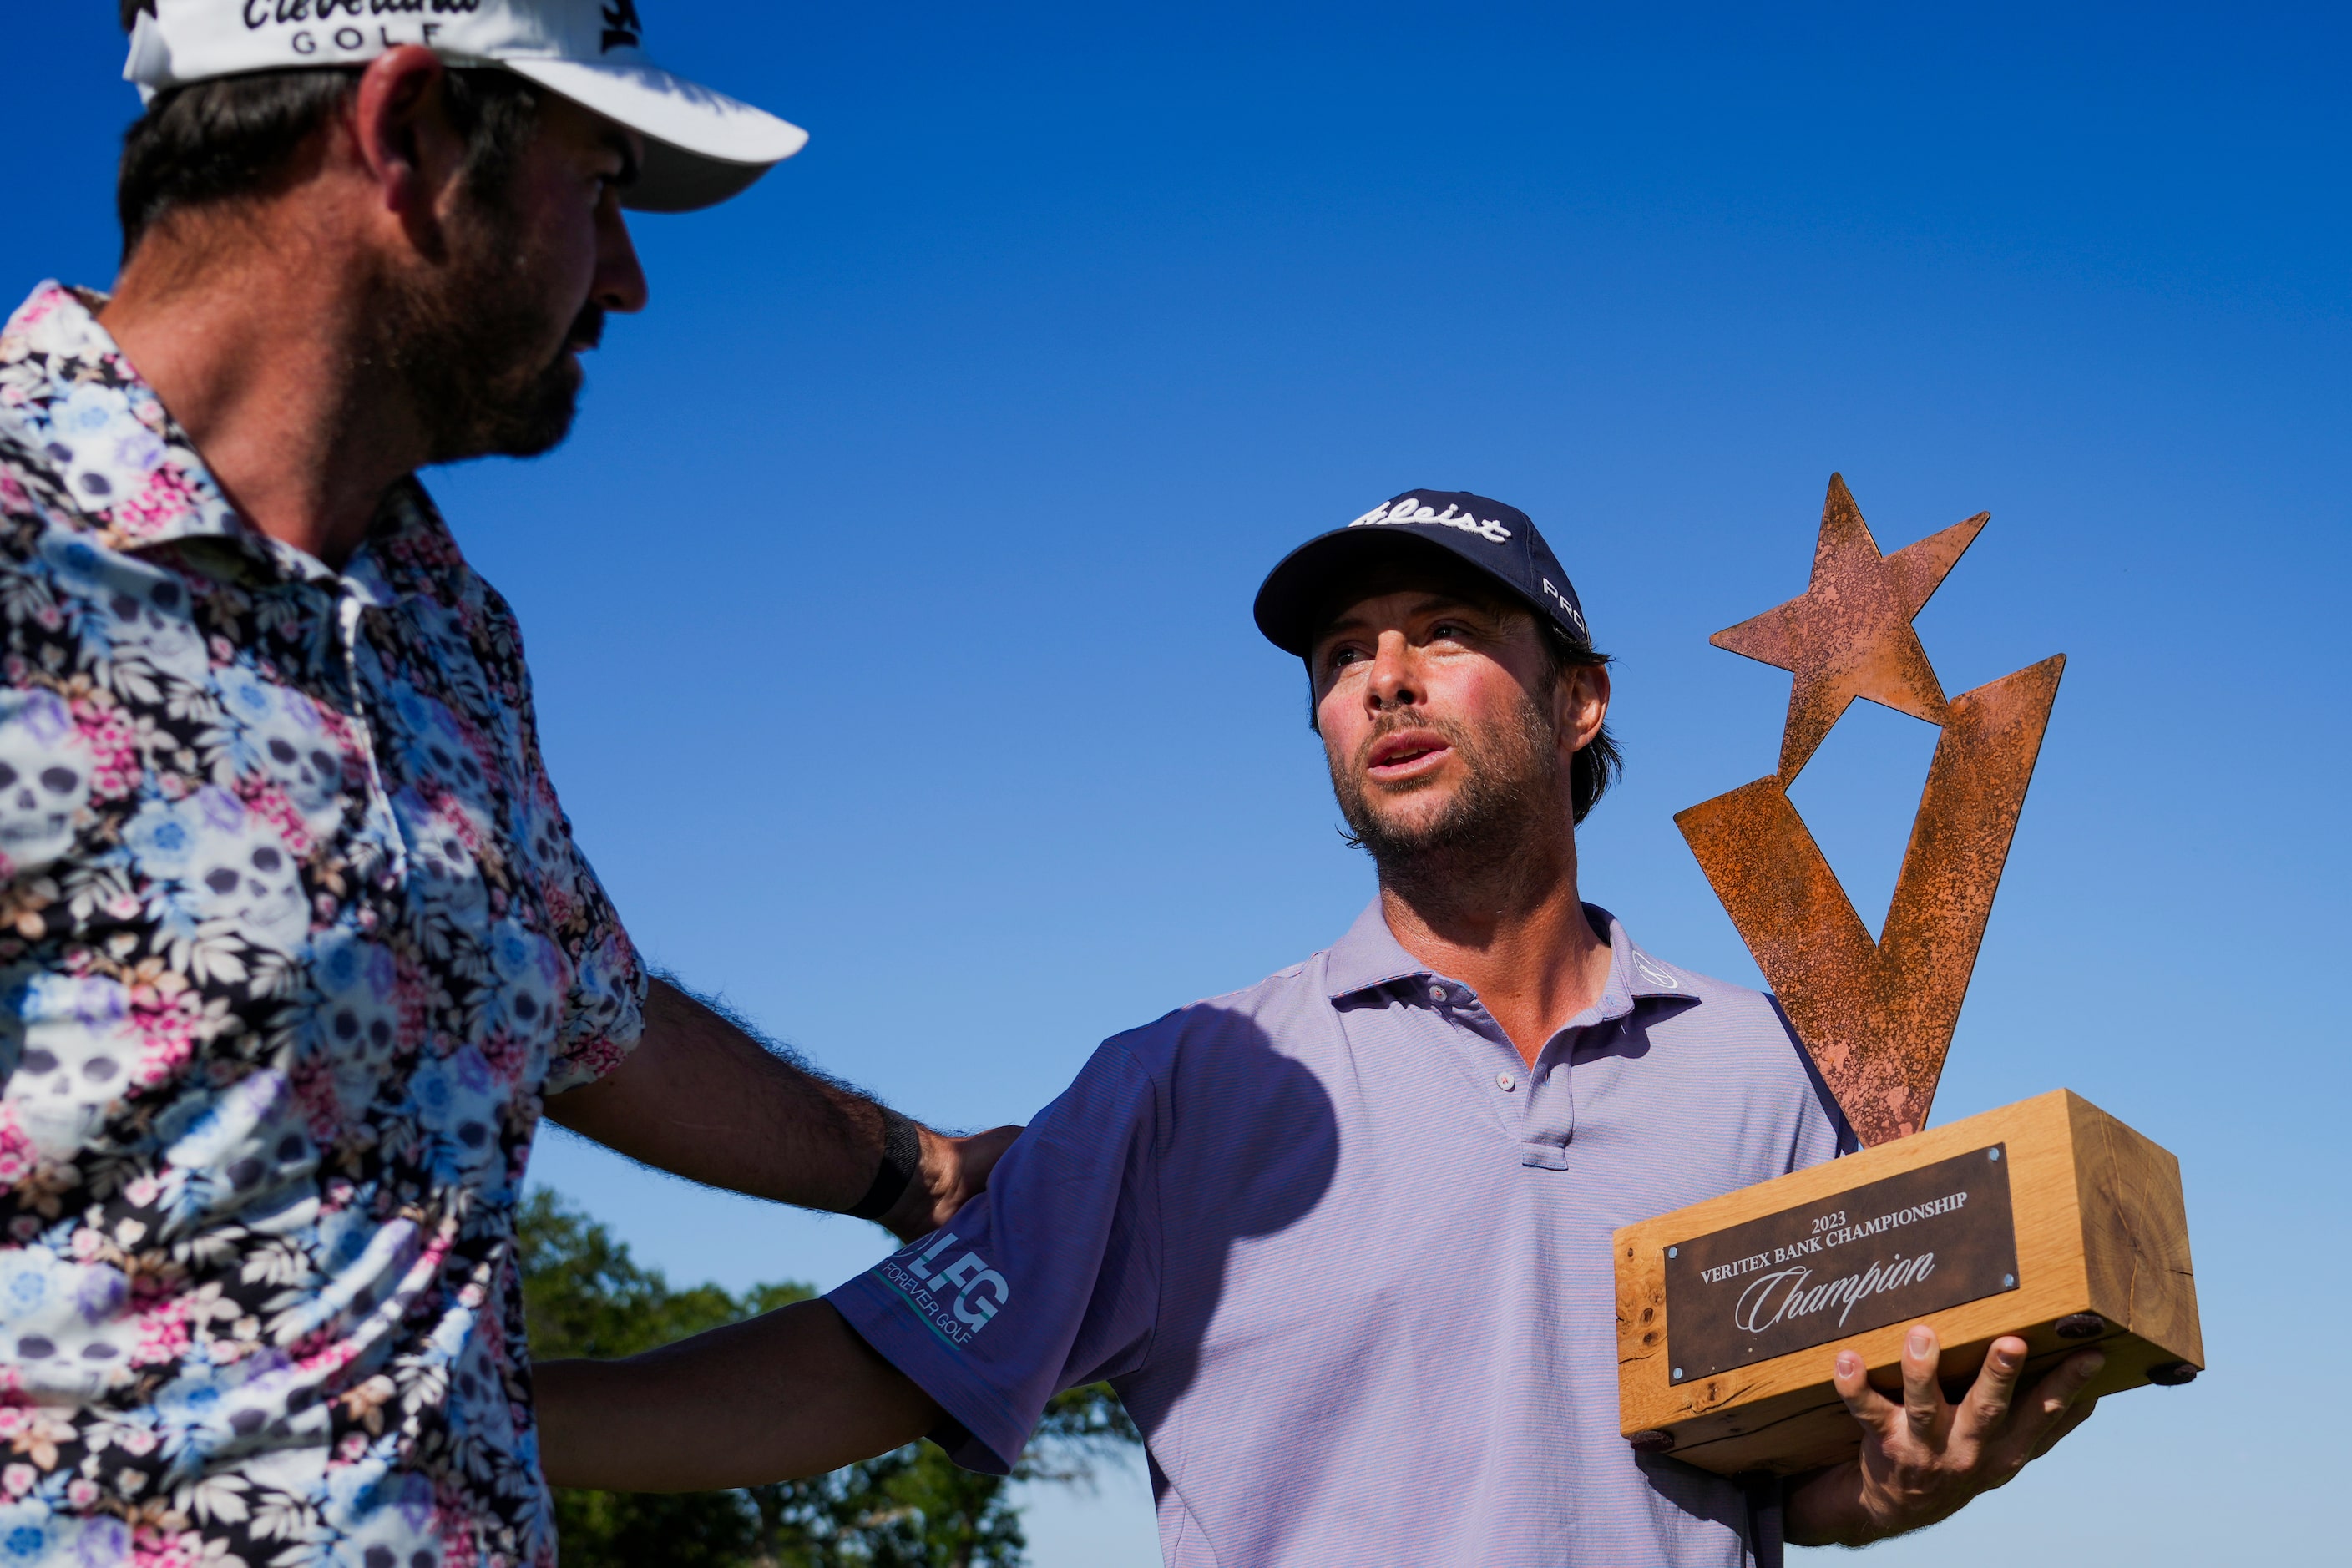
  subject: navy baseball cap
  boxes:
[1253,489,1591,657]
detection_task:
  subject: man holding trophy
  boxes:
[539,492,2110,1564]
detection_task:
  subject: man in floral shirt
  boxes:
[0,5,1011,1565]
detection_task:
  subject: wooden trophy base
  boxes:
[1612,1089,2202,1476]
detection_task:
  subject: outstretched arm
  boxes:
[535,1298,942,1491]
[1787,1327,2103,1546]
[547,977,1019,1240]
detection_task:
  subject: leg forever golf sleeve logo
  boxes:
[881,1232,1013,1345]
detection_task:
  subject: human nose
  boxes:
[1366,631,1419,710]
[594,196,650,315]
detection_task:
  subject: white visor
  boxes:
[124,0,807,213]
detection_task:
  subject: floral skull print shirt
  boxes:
[0,283,647,1568]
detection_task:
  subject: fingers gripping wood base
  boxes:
[1612,1089,2202,1476]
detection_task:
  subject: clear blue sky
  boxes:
[13,3,2347,1562]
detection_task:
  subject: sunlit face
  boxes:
[1310,589,1607,863]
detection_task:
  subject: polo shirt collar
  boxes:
[1323,900,1434,999]
[3,281,456,606]
[1323,897,1694,1027]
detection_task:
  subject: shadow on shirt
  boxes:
[1125,1004,1343,1421]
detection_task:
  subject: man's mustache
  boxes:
[1353,711,1470,774]
[566,303,606,354]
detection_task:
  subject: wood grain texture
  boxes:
[2071,1095,2203,1366]
[1613,1089,2203,1474]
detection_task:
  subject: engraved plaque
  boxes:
[1664,1146,2019,1383]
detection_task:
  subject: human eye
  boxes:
[1323,643,1368,673]
[591,146,639,203]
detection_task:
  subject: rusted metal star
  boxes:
[1676,476,2063,1146]
[1712,474,1987,780]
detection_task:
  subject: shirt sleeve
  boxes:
[827,1039,1163,1474]
[540,834,647,1095]
[452,547,650,1097]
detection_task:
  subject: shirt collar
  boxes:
[1323,900,1439,999]
[1323,897,1697,1026]
[3,281,458,602]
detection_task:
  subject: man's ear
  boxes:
[1555,661,1611,754]
[349,45,468,238]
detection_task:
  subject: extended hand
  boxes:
[1786,1327,2103,1546]
[882,1123,1024,1240]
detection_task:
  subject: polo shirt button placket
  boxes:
[1515,1041,1576,1170]
[331,585,408,881]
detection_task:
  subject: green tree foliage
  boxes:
[518,1191,1140,1567]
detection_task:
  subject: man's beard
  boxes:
[366,201,601,467]
[1328,690,1564,893]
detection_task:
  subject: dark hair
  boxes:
[1303,542,1625,824]
[116,3,544,256]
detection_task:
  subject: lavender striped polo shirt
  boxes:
[829,902,1853,1566]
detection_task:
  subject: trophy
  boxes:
[1613,476,2203,1474]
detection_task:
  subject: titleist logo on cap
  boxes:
[1348,497,1514,544]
